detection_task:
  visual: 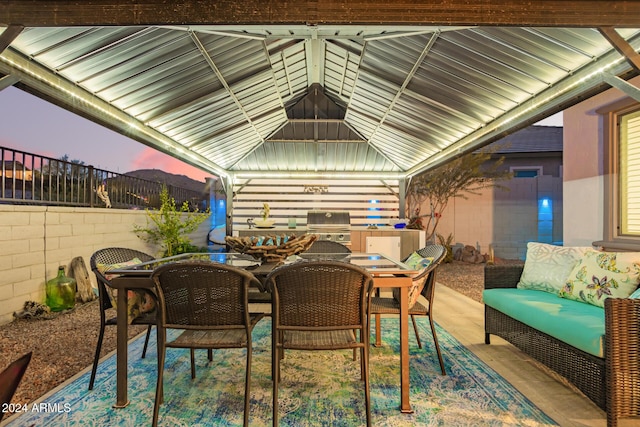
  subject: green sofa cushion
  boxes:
[483,288,605,358]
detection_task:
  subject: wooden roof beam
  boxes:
[2,1,640,28]
[599,27,640,72]
[0,25,23,54]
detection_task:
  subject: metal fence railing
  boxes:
[0,146,208,210]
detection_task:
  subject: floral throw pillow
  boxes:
[517,242,591,293]
[404,252,434,271]
[96,258,156,324]
[97,258,144,281]
[393,275,429,309]
[559,249,640,308]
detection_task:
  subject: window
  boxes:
[510,167,542,178]
[600,100,640,250]
[619,109,640,235]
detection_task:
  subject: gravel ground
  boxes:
[437,260,486,303]
[0,259,520,417]
[0,301,147,417]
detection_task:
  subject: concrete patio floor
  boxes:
[434,283,638,427]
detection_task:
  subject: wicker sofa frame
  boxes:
[484,263,640,427]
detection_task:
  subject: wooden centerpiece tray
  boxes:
[225,233,317,264]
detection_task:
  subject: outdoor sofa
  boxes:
[483,242,640,427]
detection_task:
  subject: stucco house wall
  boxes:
[562,77,640,246]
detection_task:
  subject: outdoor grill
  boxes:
[306,211,351,246]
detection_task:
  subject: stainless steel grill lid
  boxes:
[306,211,350,229]
[306,211,351,244]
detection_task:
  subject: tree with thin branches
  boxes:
[406,147,512,243]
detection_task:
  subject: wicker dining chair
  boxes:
[88,247,156,391]
[150,262,265,427]
[306,240,352,254]
[0,352,32,422]
[371,244,447,375]
[266,260,374,427]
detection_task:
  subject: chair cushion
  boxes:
[517,242,591,294]
[559,249,640,308]
[629,286,640,299]
[483,288,605,358]
[0,352,32,422]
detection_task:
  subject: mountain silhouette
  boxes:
[124,169,208,193]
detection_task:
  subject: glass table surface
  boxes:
[109,252,415,276]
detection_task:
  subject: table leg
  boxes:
[399,284,413,413]
[375,313,382,346]
[114,288,130,408]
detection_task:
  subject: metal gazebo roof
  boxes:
[2,2,640,181]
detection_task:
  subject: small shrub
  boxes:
[437,233,455,263]
[134,186,210,257]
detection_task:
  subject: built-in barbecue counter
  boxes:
[235,226,425,261]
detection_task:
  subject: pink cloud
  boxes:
[0,138,58,161]
[130,148,213,182]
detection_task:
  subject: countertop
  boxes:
[235,225,421,232]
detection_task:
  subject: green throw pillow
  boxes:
[559,249,640,308]
[517,242,591,294]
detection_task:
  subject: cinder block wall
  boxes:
[0,205,211,325]
[491,178,539,260]
[435,176,563,260]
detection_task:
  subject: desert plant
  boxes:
[436,233,455,263]
[134,185,210,257]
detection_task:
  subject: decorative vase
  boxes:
[46,266,77,312]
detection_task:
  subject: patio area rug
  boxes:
[2,318,557,426]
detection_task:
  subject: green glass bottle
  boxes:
[46,266,77,312]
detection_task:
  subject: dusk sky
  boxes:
[0,86,563,182]
[0,86,212,182]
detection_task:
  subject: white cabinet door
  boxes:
[366,236,401,262]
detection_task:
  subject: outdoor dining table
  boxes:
[108,251,418,413]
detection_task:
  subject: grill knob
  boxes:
[325,234,332,240]
[337,234,345,241]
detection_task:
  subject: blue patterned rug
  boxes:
[3,318,556,426]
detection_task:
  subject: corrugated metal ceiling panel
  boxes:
[3,24,640,178]
[235,141,399,172]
